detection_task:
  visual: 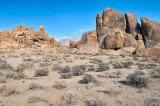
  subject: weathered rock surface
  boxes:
[82,31,98,44]
[125,13,142,37]
[141,17,160,48]
[69,40,77,48]
[0,25,62,48]
[75,40,84,49]
[147,48,160,56]
[136,48,148,57]
[118,47,136,56]
[77,43,100,54]
[99,29,124,49]
[123,33,137,48]
[102,8,125,32]
[96,13,103,32]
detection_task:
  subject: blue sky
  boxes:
[0,0,160,39]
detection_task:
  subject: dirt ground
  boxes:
[0,48,160,106]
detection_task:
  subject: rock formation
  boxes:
[102,8,125,32]
[69,40,77,48]
[70,8,160,56]
[0,25,62,49]
[141,17,160,48]
[125,13,142,38]
[99,28,124,49]
[81,31,98,44]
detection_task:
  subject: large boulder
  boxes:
[141,17,160,48]
[102,8,125,32]
[82,31,98,44]
[99,28,124,49]
[77,43,100,54]
[75,40,84,49]
[69,40,77,48]
[123,33,137,48]
[125,13,142,37]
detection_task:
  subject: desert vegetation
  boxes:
[0,48,159,106]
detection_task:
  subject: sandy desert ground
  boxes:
[0,48,160,106]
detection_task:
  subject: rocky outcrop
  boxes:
[0,25,62,48]
[102,8,125,32]
[82,31,98,44]
[99,28,124,49]
[69,40,77,48]
[96,13,102,32]
[75,40,84,49]
[125,13,142,37]
[141,17,160,48]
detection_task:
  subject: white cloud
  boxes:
[71,28,91,34]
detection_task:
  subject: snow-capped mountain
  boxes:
[55,37,80,46]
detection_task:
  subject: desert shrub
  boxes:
[87,98,107,106]
[88,66,95,71]
[28,95,42,103]
[126,74,150,88]
[0,72,3,76]
[80,74,97,84]
[24,58,33,62]
[109,55,116,59]
[104,89,121,96]
[28,83,43,90]
[52,64,63,71]
[72,65,87,71]
[51,55,58,61]
[0,85,7,92]
[61,72,73,79]
[144,98,160,106]
[0,76,7,83]
[5,72,15,78]
[39,62,50,67]
[71,68,85,76]
[133,56,139,61]
[113,61,133,69]
[65,59,72,63]
[15,63,33,72]
[156,67,160,73]
[53,80,67,89]
[13,72,26,79]
[4,86,19,96]
[90,58,103,64]
[61,89,80,105]
[145,64,157,69]
[98,71,123,78]
[60,66,71,73]
[152,71,160,78]
[96,64,110,72]
[134,70,145,75]
[34,69,48,77]
[0,60,13,70]
[43,57,50,62]
[65,54,70,57]
[93,58,103,63]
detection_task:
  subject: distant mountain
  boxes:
[56,37,80,46]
